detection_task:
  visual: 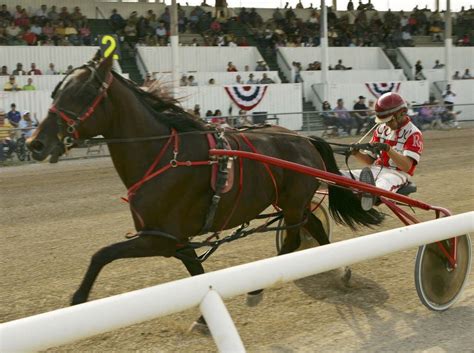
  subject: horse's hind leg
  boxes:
[71,235,176,305]
[305,211,352,285]
[246,208,306,307]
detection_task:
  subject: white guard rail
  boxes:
[1,212,473,352]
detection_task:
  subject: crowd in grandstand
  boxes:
[0,4,91,46]
[0,3,472,49]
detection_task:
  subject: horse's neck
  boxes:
[105,83,170,188]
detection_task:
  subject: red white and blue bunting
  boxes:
[365,82,401,98]
[224,85,268,111]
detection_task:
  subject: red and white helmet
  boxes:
[374,92,407,124]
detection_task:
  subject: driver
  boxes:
[345,92,424,210]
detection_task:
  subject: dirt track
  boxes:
[1,128,473,352]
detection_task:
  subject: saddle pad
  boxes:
[206,133,235,193]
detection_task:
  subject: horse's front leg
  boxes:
[71,235,176,305]
[174,249,210,334]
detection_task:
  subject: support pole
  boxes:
[170,0,179,98]
[320,0,329,103]
[444,0,452,82]
[200,290,245,353]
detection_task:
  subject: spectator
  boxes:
[59,7,70,22]
[452,71,461,80]
[110,9,126,33]
[7,103,21,128]
[0,66,9,76]
[180,74,188,86]
[292,61,302,83]
[47,5,59,23]
[462,69,472,79]
[232,75,241,84]
[335,59,350,70]
[28,63,42,75]
[415,60,423,80]
[65,65,74,74]
[347,0,355,11]
[442,84,456,111]
[353,95,369,135]
[42,21,55,42]
[22,27,38,45]
[433,60,444,69]
[244,65,250,72]
[188,75,198,86]
[193,104,201,118]
[0,109,15,161]
[6,21,22,44]
[321,101,341,136]
[208,78,216,85]
[333,98,353,135]
[227,62,237,72]
[34,4,48,25]
[3,75,21,91]
[155,21,167,41]
[19,111,37,139]
[259,73,275,84]
[124,20,138,47]
[236,109,252,127]
[79,23,92,45]
[70,6,85,28]
[255,60,268,71]
[142,72,156,88]
[246,73,257,84]
[22,77,36,91]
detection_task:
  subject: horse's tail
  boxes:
[309,136,384,230]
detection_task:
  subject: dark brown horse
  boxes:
[28,54,383,313]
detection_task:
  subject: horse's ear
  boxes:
[98,54,114,74]
[93,49,101,62]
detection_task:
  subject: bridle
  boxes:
[48,65,114,145]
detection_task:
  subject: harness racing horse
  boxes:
[28,54,383,325]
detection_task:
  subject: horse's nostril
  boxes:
[29,140,44,153]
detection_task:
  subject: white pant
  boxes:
[341,166,411,192]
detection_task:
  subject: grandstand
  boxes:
[0,1,473,133]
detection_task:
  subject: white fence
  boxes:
[300,69,406,99]
[0,46,100,75]
[155,71,281,86]
[1,212,472,352]
[398,47,474,76]
[310,80,430,110]
[178,84,303,130]
[278,47,394,82]
[138,47,264,74]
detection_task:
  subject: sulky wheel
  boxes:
[415,234,472,311]
[276,198,332,254]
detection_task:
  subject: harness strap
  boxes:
[200,132,230,234]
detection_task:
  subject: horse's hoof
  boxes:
[341,266,352,286]
[246,291,264,307]
[188,321,210,335]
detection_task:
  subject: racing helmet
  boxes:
[374,92,407,124]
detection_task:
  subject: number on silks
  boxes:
[99,35,120,60]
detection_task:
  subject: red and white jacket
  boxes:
[368,117,423,176]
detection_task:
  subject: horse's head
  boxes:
[28,54,114,162]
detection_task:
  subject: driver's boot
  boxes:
[359,167,376,211]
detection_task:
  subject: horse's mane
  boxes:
[111,71,209,132]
